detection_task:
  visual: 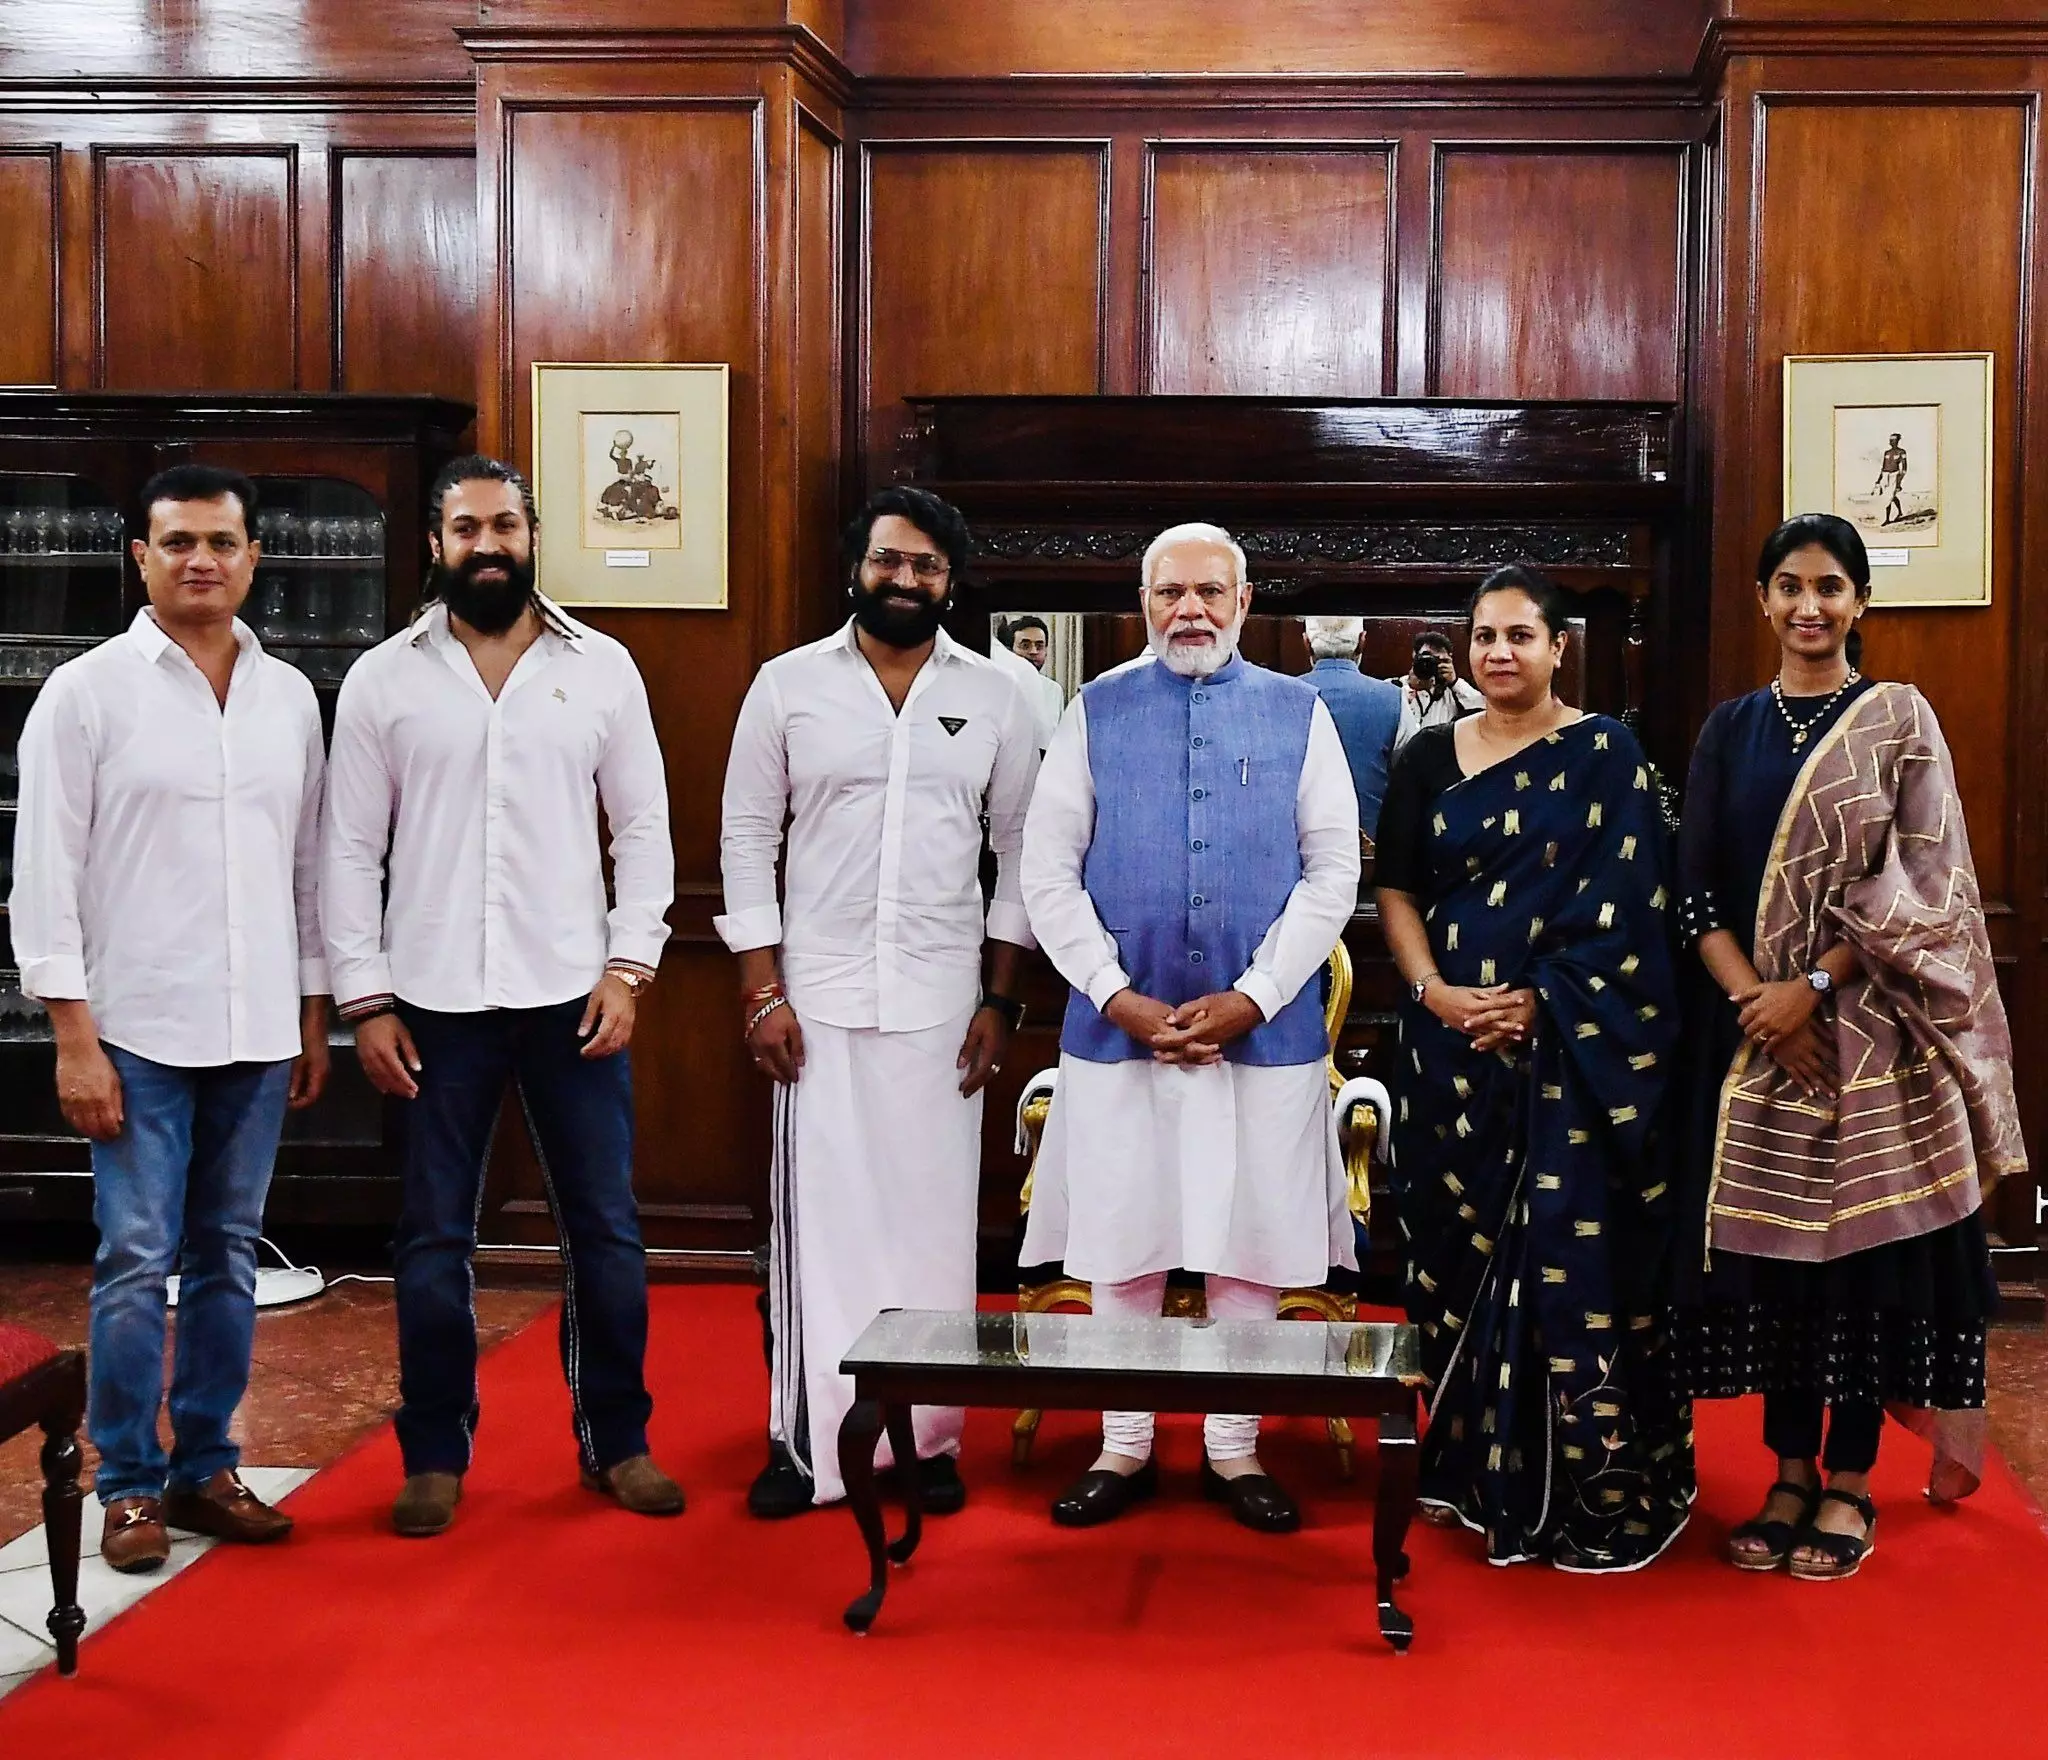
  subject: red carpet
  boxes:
[5,1283,2046,1759]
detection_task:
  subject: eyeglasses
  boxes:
[865,547,950,582]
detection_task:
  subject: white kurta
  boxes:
[1018,674,1360,1288]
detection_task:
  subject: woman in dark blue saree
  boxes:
[1375,566,1694,1571]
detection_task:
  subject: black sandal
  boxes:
[1726,1477,1821,1572]
[1790,1487,1877,1581]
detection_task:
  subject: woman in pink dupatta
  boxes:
[1672,515,2025,1581]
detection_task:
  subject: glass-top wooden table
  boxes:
[837,1308,1427,1651]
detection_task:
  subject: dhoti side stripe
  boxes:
[769,1079,811,1481]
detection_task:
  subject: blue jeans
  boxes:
[88,1050,292,1504]
[393,1000,653,1477]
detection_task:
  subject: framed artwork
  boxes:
[1782,352,1992,608]
[530,362,729,609]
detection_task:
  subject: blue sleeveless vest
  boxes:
[1059,653,1327,1066]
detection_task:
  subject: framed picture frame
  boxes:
[1782,351,1992,608]
[530,361,729,609]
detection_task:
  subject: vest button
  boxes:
[1192,692,1206,703]
[1191,787,1205,799]
[1191,736,1205,748]
[1190,950,1205,963]
[1190,839,1204,851]
[1191,895,1205,907]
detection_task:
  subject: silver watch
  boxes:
[1805,969,1834,996]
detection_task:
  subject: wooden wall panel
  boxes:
[336,151,477,408]
[1749,101,2026,902]
[863,144,1106,419]
[494,97,769,1248]
[795,113,843,644]
[0,149,57,387]
[1146,147,1391,396]
[97,149,297,390]
[1433,148,1684,400]
[849,0,1710,79]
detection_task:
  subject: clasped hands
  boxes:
[1422,979,1537,1054]
[1104,987,1265,1065]
[1733,978,1835,1098]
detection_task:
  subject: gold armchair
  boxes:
[1011,940,1389,1475]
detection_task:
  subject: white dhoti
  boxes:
[1020,1054,1353,1287]
[768,1004,981,1505]
[1019,1052,1354,1461]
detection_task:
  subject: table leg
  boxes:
[881,1403,924,1565]
[1373,1397,1419,1653]
[839,1398,888,1633]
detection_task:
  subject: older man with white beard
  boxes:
[1019,522,1359,1533]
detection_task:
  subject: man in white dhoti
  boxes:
[1020,522,1359,1533]
[717,486,1040,1516]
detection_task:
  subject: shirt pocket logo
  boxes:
[938,716,967,737]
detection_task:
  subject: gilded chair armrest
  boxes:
[1015,1068,1059,1214]
[1333,1075,1392,1226]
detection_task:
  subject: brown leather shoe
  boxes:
[392,1472,462,1538]
[164,1469,294,1543]
[101,1496,170,1574]
[581,1453,685,1515]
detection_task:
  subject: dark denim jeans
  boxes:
[88,1049,292,1504]
[392,999,653,1477]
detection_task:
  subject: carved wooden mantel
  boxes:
[892,393,1684,753]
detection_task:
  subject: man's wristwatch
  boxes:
[1805,969,1834,997]
[1410,971,1441,1004]
[980,993,1026,1030]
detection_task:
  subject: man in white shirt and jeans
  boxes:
[11,464,329,1573]
[323,455,680,1537]
[717,486,1040,1516]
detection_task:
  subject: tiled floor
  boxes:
[0,1265,555,1548]
[0,1464,313,1701]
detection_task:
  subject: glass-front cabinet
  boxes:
[0,393,474,1226]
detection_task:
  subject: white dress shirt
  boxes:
[1390,674,1485,750]
[1021,683,1360,1026]
[988,636,1066,750]
[1016,667,1359,1286]
[9,609,326,1068]
[322,596,673,1017]
[716,619,1040,1033]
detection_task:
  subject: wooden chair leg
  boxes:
[1327,1416,1355,1481]
[1012,1407,1043,1467]
[40,1416,85,1675]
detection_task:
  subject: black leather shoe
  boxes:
[1201,1458,1301,1533]
[747,1442,815,1520]
[1051,1457,1159,1528]
[879,1452,967,1516]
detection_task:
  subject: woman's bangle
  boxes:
[745,994,790,1038]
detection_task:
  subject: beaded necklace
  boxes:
[1770,669,1861,749]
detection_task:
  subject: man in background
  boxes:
[11,464,328,1571]
[1390,630,1482,751]
[1297,615,1401,842]
[324,454,681,1538]
[995,613,1066,750]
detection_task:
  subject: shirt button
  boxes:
[1190,950,1205,964]
[1191,787,1205,800]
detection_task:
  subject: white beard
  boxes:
[1150,614,1244,678]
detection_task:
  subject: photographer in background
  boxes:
[1390,630,1483,752]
